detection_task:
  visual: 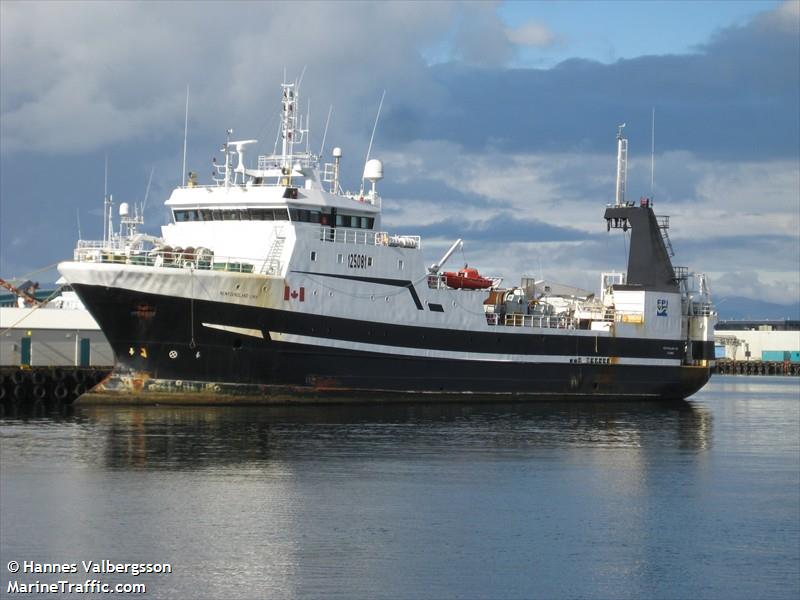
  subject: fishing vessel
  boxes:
[58,82,717,402]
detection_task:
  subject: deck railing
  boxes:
[319,228,420,249]
[484,312,577,330]
[691,302,714,316]
[73,244,264,274]
[485,306,644,330]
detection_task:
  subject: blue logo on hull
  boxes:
[657,298,668,317]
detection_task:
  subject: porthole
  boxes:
[384,296,389,302]
[370,295,375,301]
[329,291,334,297]
[313,290,319,296]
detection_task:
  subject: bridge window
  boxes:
[246,208,289,221]
[249,208,273,220]
[330,213,374,229]
[290,209,323,223]
[173,210,201,222]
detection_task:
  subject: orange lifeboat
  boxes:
[443,267,493,290]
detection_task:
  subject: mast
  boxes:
[103,155,108,244]
[615,123,627,207]
[181,85,190,187]
[280,82,297,173]
[650,107,655,203]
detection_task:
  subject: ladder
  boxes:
[262,227,286,275]
[657,215,675,257]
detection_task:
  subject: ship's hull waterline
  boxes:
[72,283,712,404]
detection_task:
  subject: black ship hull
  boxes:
[73,284,712,403]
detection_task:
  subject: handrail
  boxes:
[319,228,421,249]
[672,266,689,280]
[691,302,715,316]
[73,245,264,275]
[483,307,648,330]
[484,311,577,330]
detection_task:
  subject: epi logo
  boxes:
[657,298,668,317]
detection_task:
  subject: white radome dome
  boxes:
[363,159,383,181]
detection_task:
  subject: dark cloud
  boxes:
[383,4,799,161]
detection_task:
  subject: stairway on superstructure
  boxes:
[262,227,286,275]
[658,215,675,257]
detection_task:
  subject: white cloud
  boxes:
[0,1,457,154]
[506,20,557,47]
[378,141,799,303]
[770,0,800,32]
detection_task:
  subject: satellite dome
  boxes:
[363,159,383,182]
[119,202,130,217]
[332,147,342,158]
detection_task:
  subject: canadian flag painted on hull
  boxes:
[284,285,305,302]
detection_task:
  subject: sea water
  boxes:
[1,376,798,599]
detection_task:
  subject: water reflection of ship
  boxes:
[68,401,713,470]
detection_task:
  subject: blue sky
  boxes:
[1,0,798,307]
